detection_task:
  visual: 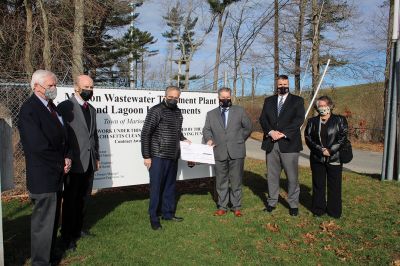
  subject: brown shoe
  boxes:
[233,210,242,217]
[214,209,227,216]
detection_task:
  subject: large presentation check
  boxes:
[180,141,215,165]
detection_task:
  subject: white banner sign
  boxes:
[54,87,217,189]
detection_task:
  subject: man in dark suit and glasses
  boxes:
[259,75,305,216]
[58,75,100,250]
[18,70,71,265]
[203,87,252,217]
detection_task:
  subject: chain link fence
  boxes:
[0,83,32,195]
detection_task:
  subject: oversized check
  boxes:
[180,141,215,165]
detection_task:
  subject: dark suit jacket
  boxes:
[203,105,252,161]
[259,93,305,153]
[18,94,68,194]
[58,96,99,173]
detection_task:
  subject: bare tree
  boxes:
[274,0,279,89]
[294,0,307,93]
[384,0,394,100]
[207,0,239,91]
[310,0,320,94]
[38,0,51,70]
[23,0,34,78]
[72,0,84,79]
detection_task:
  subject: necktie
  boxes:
[47,100,58,118]
[83,102,88,109]
[221,108,227,128]
[277,96,284,116]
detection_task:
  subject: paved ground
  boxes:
[246,138,383,175]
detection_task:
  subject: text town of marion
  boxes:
[65,93,217,116]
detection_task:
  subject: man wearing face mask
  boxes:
[203,87,252,217]
[141,85,190,230]
[57,75,100,250]
[18,70,71,265]
[259,75,305,216]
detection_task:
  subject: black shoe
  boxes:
[78,230,94,238]
[162,216,184,222]
[63,240,77,252]
[263,205,276,213]
[150,221,162,230]
[289,208,299,216]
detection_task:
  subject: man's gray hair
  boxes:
[30,70,57,90]
[165,85,181,96]
[217,87,231,96]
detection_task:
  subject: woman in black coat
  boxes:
[304,95,349,218]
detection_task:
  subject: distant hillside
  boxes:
[239,82,385,143]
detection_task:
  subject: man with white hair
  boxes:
[18,70,71,265]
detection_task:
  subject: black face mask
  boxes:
[219,99,232,108]
[165,99,178,109]
[277,87,289,95]
[80,89,93,101]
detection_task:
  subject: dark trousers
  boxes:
[214,157,244,211]
[61,161,94,242]
[29,191,61,266]
[148,157,178,222]
[310,161,342,218]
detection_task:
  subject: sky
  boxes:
[112,0,387,95]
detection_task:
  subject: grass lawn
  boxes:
[3,158,400,265]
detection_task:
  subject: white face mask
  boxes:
[44,87,57,100]
[317,106,330,116]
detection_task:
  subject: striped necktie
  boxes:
[277,96,284,116]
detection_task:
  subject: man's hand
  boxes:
[206,139,215,147]
[322,148,330,157]
[183,139,192,144]
[270,130,285,141]
[144,158,152,170]
[64,158,72,174]
[95,160,100,171]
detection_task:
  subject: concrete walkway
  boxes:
[246,138,383,175]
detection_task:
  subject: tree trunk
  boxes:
[23,0,33,78]
[251,66,255,102]
[294,0,307,94]
[72,0,84,80]
[311,0,320,96]
[274,0,279,89]
[239,68,244,98]
[384,0,394,101]
[38,0,51,70]
[141,53,145,88]
[213,12,228,91]
[135,58,138,88]
[184,60,190,90]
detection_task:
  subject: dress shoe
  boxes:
[289,208,299,216]
[63,240,77,252]
[161,216,184,222]
[263,205,276,213]
[150,221,162,230]
[233,210,242,217]
[78,230,93,238]
[214,209,227,216]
